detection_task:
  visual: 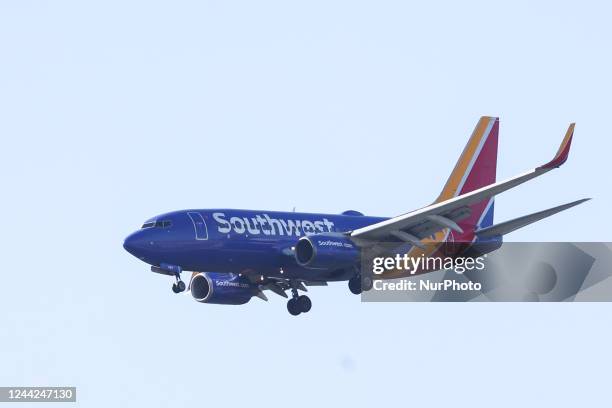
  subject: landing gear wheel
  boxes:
[287,298,301,316]
[361,275,373,292]
[176,280,186,292]
[348,276,362,295]
[172,280,186,293]
[297,295,312,313]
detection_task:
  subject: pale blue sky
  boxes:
[1,1,610,407]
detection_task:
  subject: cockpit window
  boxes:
[141,220,172,229]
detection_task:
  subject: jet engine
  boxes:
[190,272,256,305]
[294,233,360,269]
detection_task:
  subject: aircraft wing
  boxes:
[349,124,576,245]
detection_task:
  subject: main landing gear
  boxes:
[348,275,373,295]
[287,287,312,316]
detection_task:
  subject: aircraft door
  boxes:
[187,212,209,240]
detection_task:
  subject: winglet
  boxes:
[538,123,575,169]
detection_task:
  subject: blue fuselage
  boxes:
[123,209,387,281]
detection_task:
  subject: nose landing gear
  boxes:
[151,263,186,293]
[172,279,186,293]
[171,267,185,294]
[151,263,186,294]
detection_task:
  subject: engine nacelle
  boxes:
[294,233,360,269]
[190,272,255,305]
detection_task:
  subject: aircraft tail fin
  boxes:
[435,116,499,231]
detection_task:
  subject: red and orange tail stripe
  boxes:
[435,116,499,203]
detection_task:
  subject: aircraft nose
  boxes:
[123,234,136,255]
[123,231,146,257]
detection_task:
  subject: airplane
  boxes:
[123,117,589,315]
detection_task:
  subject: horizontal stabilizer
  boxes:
[476,198,590,238]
